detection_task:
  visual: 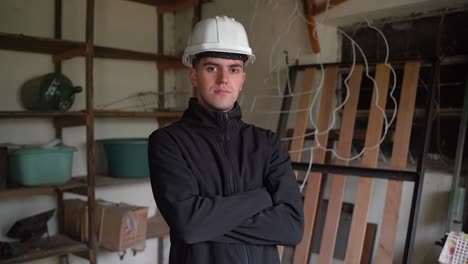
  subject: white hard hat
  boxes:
[182,16,255,68]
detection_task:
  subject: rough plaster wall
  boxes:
[176,0,340,131]
[316,0,468,25]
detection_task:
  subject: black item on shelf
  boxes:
[0,241,31,259]
[20,72,82,111]
[6,209,55,242]
[0,147,7,190]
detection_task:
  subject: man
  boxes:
[148,16,303,264]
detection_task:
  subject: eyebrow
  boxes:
[202,61,244,69]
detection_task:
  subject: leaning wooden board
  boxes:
[280,67,317,258]
[318,65,363,264]
[293,66,338,264]
[374,61,421,263]
[344,64,391,263]
[289,68,318,163]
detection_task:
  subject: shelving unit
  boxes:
[0,0,199,263]
[0,235,88,264]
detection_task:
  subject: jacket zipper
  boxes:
[243,246,251,264]
[220,113,235,194]
[221,112,249,264]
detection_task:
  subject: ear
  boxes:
[189,68,198,88]
[240,71,246,91]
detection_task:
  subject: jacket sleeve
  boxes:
[148,129,273,244]
[212,132,304,246]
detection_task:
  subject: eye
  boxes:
[206,66,217,72]
[230,67,241,73]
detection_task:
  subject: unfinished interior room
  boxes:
[1,0,467,263]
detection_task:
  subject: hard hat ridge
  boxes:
[182,16,255,68]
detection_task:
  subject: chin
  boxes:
[210,103,234,112]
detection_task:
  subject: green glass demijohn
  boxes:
[20,72,82,111]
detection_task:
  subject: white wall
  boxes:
[0,0,170,263]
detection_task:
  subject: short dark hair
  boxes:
[192,51,248,68]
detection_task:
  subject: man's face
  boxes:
[190,57,246,112]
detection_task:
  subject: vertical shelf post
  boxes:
[85,0,96,263]
[54,0,62,74]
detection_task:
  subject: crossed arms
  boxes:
[148,129,304,245]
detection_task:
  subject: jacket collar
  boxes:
[181,97,242,128]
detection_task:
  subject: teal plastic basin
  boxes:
[9,147,74,186]
[99,138,149,178]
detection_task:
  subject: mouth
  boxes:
[213,89,231,94]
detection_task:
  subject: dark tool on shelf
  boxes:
[6,209,55,242]
[0,240,32,259]
[1,209,55,259]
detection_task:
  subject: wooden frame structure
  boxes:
[277,59,437,263]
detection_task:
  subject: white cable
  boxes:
[244,1,399,163]
[299,147,314,193]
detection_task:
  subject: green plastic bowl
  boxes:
[99,138,149,178]
[9,147,74,186]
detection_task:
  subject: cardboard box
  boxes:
[63,199,148,252]
[96,200,148,252]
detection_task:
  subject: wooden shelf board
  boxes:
[94,45,180,63]
[94,109,183,118]
[124,0,197,10]
[0,111,85,118]
[92,175,150,187]
[66,175,149,196]
[0,32,85,55]
[0,33,183,67]
[147,214,170,239]
[0,179,85,199]
[0,110,182,120]
[0,235,87,264]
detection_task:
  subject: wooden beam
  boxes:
[281,68,316,258]
[318,65,363,264]
[374,61,420,263]
[157,59,185,70]
[54,115,87,128]
[157,0,198,14]
[293,66,338,264]
[304,0,320,53]
[54,0,63,73]
[311,0,348,16]
[361,223,378,264]
[0,235,87,264]
[345,64,390,264]
[0,32,85,55]
[147,213,170,239]
[94,46,178,62]
[287,127,394,144]
[53,47,87,63]
[94,110,182,118]
[124,0,193,7]
[289,68,317,162]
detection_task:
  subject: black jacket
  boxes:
[148,98,304,264]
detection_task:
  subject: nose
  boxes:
[217,68,229,84]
